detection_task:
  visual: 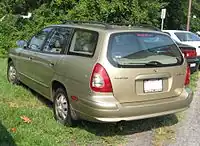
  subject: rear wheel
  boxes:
[53,88,76,127]
[7,61,20,84]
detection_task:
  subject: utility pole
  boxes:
[187,0,192,31]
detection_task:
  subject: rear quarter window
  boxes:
[175,32,200,41]
[69,29,98,57]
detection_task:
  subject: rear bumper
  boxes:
[74,88,193,122]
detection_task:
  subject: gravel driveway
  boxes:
[168,79,200,146]
[126,78,200,146]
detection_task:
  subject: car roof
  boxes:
[49,21,162,33]
[163,30,190,33]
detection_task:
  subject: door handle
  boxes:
[28,57,33,60]
[49,62,54,67]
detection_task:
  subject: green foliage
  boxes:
[0,0,199,57]
[164,0,185,29]
[190,0,200,31]
[0,0,164,57]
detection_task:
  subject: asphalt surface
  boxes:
[126,131,153,146]
[168,79,200,146]
[126,79,200,146]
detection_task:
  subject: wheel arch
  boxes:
[51,80,79,121]
[51,80,67,99]
[8,58,13,64]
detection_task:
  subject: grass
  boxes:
[152,71,199,146]
[0,58,199,146]
[0,59,126,146]
[189,72,199,91]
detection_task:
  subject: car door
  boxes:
[28,27,73,99]
[17,27,54,91]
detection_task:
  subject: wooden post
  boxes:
[187,0,192,31]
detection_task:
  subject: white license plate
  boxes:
[190,63,196,67]
[144,79,163,93]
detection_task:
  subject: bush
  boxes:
[0,0,167,57]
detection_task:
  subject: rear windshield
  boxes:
[107,32,183,68]
[175,32,200,42]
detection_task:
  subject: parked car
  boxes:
[176,43,199,73]
[162,31,199,73]
[163,30,200,63]
[7,21,193,126]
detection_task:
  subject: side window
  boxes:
[43,27,72,54]
[69,29,98,56]
[28,27,53,51]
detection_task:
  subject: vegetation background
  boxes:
[0,0,199,57]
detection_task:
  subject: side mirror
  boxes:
[16,40,27,48]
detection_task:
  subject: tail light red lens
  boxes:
[184,65,191,86]
[182,49,197,58]
[90,63,113,92]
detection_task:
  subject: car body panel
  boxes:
[26,52,62,98]
[8,23,193,123]
[75,87,193,122]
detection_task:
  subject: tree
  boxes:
[0,0,199,57]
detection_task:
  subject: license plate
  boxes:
[190,63,196,67]
[144,79,163,93]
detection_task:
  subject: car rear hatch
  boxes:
[104,32,186,103]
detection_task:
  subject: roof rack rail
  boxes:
[62,20,110,28]
[61,20,160,31]
[135,24,161,31]
[108,22,160,31]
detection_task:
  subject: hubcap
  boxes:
[55,94,68,120]
[8,66,17,82]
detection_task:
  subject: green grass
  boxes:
[0,58,199,146]
[189,72,199,91]
[0,59,126,146]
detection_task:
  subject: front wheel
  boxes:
[7,61,20,84]
[53,88,77,127]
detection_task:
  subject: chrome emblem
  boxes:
[153,69,158,73]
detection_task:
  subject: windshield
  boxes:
[107,32,183,68]
[175,32,200,42]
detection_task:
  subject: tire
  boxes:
[53,88,76,127]
[7,61,20,85]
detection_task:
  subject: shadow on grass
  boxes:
[0,121,16,146]
[21,83,53,108]
[78,114,178,136]
[21,84,178,137]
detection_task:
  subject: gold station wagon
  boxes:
[7,21,193,126]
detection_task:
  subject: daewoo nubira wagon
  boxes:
[7,21,193,126]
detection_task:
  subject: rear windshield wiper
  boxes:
[122,61,163,67]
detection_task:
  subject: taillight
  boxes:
[184,65,190,86]
[182,49,197,57]
[90,63,113,92]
